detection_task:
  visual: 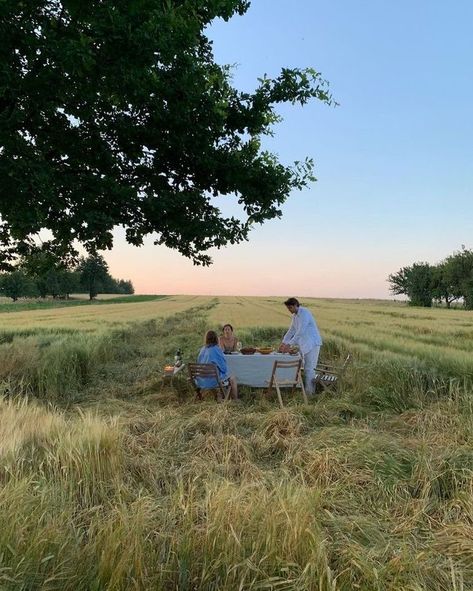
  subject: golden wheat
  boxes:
[0,297,472,589]
[0,295,208,332]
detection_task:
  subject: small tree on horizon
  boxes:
[77,255,109,300]
[0,270,36,301]
[117,279,134,295]
[388,263,434,307]
[431,260,461,309]
[444,247,473,310]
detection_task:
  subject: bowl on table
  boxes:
[240,347,256,355]
[256,347,273,355]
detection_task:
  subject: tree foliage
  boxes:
[77,254,109,300]
[0,0,333,268]
[388,263,434,307]
[0,269,35,301]
[388,247,473,309]
[0,253,134,300]
[442,248,473,309]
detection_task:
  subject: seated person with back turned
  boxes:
[197,330,238,399]
[218,323,238,353]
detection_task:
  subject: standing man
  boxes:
[278,297,322,396]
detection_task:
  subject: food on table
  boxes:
[240,347,256,355]
[256,347,273,355]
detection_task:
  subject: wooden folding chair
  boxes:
[314,354,351,393]
[188,363,231,402]
[267,359,308,408]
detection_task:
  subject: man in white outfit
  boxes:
[278,297,322,396]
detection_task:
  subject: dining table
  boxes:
[225,351,301,388]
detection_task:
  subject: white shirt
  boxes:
[283,306,322,354]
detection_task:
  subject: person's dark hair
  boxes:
[204,330,219,346]
[284,297,299,307]
[222,323,233,332]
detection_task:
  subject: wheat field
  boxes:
[0,295,209,331]
[0,296,472,590]
[209,296,473,378]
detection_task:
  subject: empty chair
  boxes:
[314,354,351,393]
[188,363,231,402]
[267,359,308,408]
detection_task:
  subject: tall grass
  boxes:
[0,294,208,332]
[0,297,472,588]
[0,294,164,314]
[1,390,473,590]
[0,304,211,402]
[209,296,473,377]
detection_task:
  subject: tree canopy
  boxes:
[0,253,134,300]
[0,0,333,268]
[388,262,434,308]
[388,247,473,309]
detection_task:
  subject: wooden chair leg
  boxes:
[300,377,308,404]
[275,383,284,408]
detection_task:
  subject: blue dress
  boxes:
[196,345,230,388]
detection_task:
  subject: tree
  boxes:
[0,1,333,269]
[77,255,109,300]
[55,269,81,299]
[431,260,461,309]
[18,250,79,298]
[388,262,434,307]
[442,247,473,310]
[117,279,134,295]
[0,270,36,301]
[387,267,410,298]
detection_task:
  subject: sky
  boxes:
[105,0,473,298]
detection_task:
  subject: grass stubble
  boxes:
[0,297,472,589]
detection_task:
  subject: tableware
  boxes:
[256,347,273,355]
[240,347,256,355]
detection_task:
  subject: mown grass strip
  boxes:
[0,294,166,314]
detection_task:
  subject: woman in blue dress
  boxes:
[197,330,238,400]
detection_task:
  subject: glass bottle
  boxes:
[174,348,182,367]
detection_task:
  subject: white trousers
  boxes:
[303,346,320,395]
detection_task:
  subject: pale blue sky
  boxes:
[107,0,473,298]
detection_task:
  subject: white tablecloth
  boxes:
[226,353,301,387]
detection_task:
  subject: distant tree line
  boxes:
[388,247,473,309]
[0,254,134,301]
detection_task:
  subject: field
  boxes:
[0,296,473,590]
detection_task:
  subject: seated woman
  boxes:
[197,330,238,400]
[218,323,239,353]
